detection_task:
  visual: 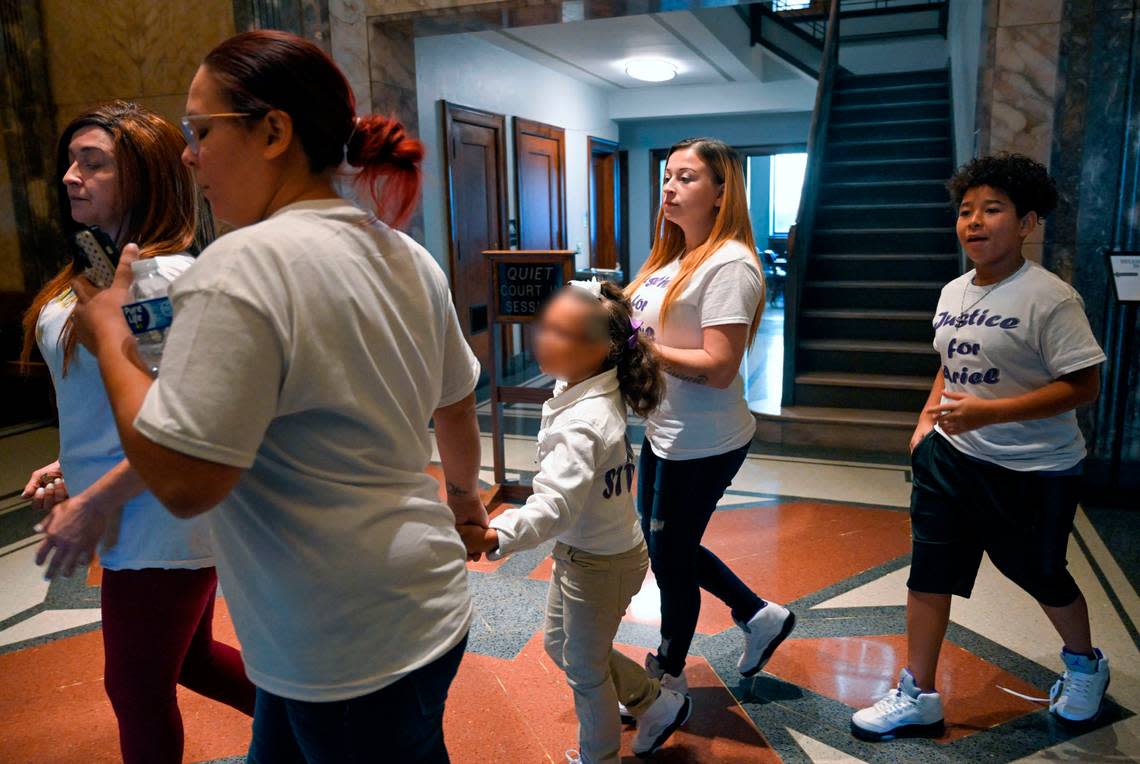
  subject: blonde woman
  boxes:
[627,138,796,699]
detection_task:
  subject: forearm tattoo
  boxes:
[445,481,469,497]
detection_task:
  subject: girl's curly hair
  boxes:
[566,280,664,418]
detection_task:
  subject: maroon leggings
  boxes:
[101,567,256,764]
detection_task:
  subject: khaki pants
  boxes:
[544,540,660,764]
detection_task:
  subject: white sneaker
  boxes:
[645,653,689,694]
[1050,649,1110,724]
[565,750,583,764]
[631,688,692,758]
[851,668,944,741]
[736,602,796,677]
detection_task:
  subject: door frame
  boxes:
[441,101,509,298]
[587,136,629,277]
[513,117,567,249]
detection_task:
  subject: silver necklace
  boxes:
[957,263,1021,321]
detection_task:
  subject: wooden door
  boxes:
[588,137,619,270]
[443,102,509,370]
[513,118,566,250]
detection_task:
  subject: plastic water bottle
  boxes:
[122,259,174,376]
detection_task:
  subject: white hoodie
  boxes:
[490,368,645,558]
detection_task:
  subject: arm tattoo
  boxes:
[445,481,469,497]
[663,364,709,386]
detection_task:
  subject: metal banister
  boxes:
[781,0,841,406]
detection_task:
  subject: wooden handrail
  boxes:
[781,0,841,406]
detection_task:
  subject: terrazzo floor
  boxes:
[0,424,1135,763]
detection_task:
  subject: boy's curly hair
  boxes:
[947,153,1058,219]
[567,280,664,418]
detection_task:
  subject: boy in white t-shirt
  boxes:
[852,154,1111,741]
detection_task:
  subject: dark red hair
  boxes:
[203,30,423,228]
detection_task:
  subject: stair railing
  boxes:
[781,0,841,407]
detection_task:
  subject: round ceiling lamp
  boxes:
[625,58,677,83]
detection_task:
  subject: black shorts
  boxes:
[906,431,1082,607]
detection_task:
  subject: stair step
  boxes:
[793,372,932,411]
[753,405,917,453]
[803,280,943,310]
[797,371,933,390]
[839,69,949,89]
[800,338,939,375]
[828,136,952,162]
[820,178,950,205]
[800,307,934,342]
[831,99,950,124]
[810,252,960,281]
[824,157,953,182]
[800,339,935,354]
[834,82,949,107]
[831,118,949,142]
[813,227,958,255]
[806,279,945,289]
[756,405,918,428]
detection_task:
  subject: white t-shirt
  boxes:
[932,260,1106,471]
[630,240,763,460]
[36,255,213,570]
[135,199,480,702]
[489,368,644,558]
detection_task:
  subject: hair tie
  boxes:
[627,319,643,348]
[568,277,603,300]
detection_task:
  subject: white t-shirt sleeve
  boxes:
[437,292,481,408]
[135,289,283,468]
[1039,297,1107,378]
[699,259,762,328]
[489,420,602,557]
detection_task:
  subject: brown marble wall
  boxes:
[976,0,1065,264]
[41,0,235,131]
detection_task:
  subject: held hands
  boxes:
[22,462,67,511]
[70,242,140,353]
[924,391,1001,436]
[457,524,499,561]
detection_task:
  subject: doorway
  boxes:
[442,102,510,372]
[513,118,567,250]
[588,136,628,277]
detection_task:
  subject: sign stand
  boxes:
[1105,251,1140,490]
[482,249,576,503]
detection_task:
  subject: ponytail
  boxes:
[346,115,424,228]
[569,281,664,418]
[204,30,423,228]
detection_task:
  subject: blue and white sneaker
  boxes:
[736,601,796,677]
[851,668,944,741]
[1050,648,1110,725]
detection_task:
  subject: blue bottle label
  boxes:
[122,297,173,334]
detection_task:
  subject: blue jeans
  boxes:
[638,440,763,676]
[246,633,467,764]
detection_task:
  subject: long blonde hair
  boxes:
[626,137,765,343]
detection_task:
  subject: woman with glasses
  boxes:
[20,101,255,763]
[69,31,485,762]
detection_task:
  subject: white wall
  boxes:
[619,111,812,274]
[415,33,619,273]
[947,0,984,166]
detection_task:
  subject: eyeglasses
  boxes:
[179,113,253,152]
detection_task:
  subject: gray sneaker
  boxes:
[631,688,691,758]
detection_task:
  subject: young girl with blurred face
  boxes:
[461,280,689,763]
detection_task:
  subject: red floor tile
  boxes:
[763,634,1043,743]
[530,501,912,636]
[445,633,778,763]
[0,599,250,763]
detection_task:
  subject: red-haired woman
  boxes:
[69,32,485,762]
[21,101,255,763]
[626,138,796,703]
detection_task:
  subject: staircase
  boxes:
[761,67,958,454]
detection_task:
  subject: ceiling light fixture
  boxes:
[625,58,677,83]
